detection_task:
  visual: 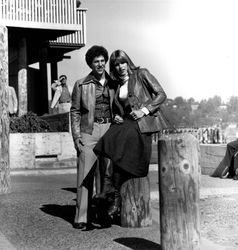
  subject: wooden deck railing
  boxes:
[49,8,86,46]
[0,0,86,31]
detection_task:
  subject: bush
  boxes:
[10,112,52,133]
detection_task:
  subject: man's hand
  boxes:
[74,137,84,153]
[54,80,61,86]
[130,110,145,120]
[114,115,124,124]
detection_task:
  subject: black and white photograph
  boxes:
[0,0,238,249]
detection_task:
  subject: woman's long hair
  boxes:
[109,50,139,80]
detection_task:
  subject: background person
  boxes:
[51,75,71,113]
[94,49,167,217]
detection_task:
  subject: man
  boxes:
[51,75,71,113]
[212,139,238,179]
[70,45,116,229]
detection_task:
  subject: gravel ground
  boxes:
[200,195,238,249]
[0,173,238,249]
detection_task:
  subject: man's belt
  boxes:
[94,117,111,124]
[59,100,71,104]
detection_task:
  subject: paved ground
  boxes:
[0,167,238,249]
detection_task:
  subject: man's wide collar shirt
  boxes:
[94,77,111,120]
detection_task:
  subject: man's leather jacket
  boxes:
[70,72,116,143]
[113,68,167,133]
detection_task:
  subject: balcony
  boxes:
[0,0,86,45]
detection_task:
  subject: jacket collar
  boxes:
[83,71,111,85]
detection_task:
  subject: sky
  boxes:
[59,0,238,103]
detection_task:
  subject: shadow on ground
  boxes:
[114,237,161,250]
[62,187,77,193]
[40,204,75,225]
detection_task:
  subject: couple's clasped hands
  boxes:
[114,110,145,124]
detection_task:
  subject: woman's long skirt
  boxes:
[93,118,152,177]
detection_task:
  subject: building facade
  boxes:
[0,0,86,116]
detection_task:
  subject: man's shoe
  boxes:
[220,166,229,179]
[73,222,86,229]
[233,169,238,180]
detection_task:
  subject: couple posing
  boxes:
[70,45,167,230]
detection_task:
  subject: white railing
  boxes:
[49,8,86,46]
[0,0,86,31]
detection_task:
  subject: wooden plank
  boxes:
[59,0,61,23]
[62,0,64,23]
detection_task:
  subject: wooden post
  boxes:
[120,176,152,227]
[159,133,200,250]
[0,25,11,194]
[39,47,49,115]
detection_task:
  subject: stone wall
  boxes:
[10,132,76,169]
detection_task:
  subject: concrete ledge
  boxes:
[151,144,227,176]
[10,167,77,176]
[200,144,226,175]
[10,132,76,169]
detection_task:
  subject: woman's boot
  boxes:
[95,158,114,199]
[108,189,121,217]
[94,175,114,199]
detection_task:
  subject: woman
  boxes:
[93,49,167,217]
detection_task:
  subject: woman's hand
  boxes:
[114,115,124,124]
[130,110,145,120]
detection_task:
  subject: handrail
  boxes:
[49,8,86,46]
[0,0,86,31]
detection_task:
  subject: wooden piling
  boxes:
[158,133,200,250]
[0,25,10,194]
[120,176,152,227]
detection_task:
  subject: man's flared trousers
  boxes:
[74,122,110,224]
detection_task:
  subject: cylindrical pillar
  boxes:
[0,25,11,194]
[18,36,28,116]
[159,133,200,250]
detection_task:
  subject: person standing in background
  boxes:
[51,75,71,113]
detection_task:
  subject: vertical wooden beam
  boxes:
[49,60,58,114]
[18,36,28,116]
[39,47,49,115]
[51,61,58,83]
[159,133,200,250]
[0,25,10,194]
